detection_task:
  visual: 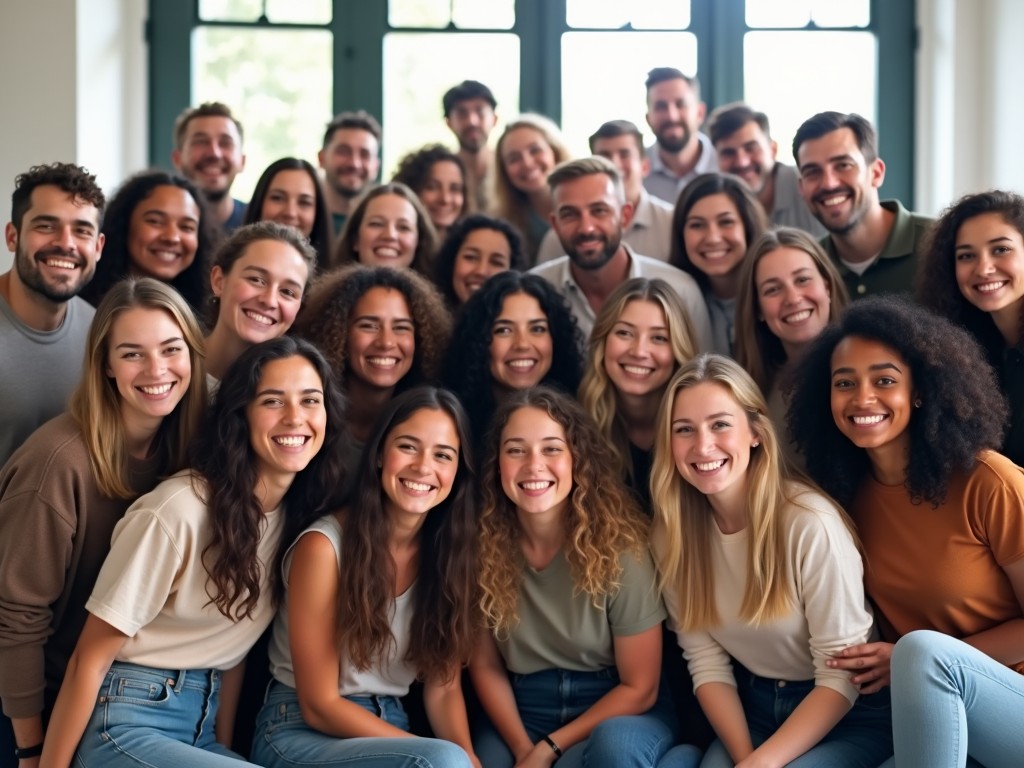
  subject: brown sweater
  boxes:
[0,413,161,718]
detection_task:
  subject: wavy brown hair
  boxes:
[478,387,649,636]
[336,387,478,681]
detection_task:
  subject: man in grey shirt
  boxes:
[0,162,105,465]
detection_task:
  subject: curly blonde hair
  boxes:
[294,264,452,391]
[478,387,649,636]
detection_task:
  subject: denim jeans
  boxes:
[886,630,1024,768]
[698,665,893,768]
[74,661,256,767]
[250,680,473,768]
[471,666,679,768]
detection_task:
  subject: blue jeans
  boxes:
[75,661,256,767]
[251,680,472,768]
[472,667,679,768]
[887,630,1024,768]
[698,665,893,768]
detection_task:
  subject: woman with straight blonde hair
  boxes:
[650,354,891,768]
[0,278,206,757]
[579,277,698,506]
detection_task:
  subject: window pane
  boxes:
[265,0,331,24]
[199,0,263,22]
[746,0,869,28]
[452,0,514,29]
[743,31,876,165]
[389,0,450,28]
[192,27,333,202]
[561,32,697,157]
[382,33,520,178]
[566,0,690,29]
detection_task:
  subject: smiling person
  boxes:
[392,144,469,244]
[470,388,678,768]
[491,114,572,265]
[669,173,768,356]
[330,183,438,278]
[793,112,931,299]
[578,277,699,506]
[918,190,1024,466]
[443,80,499,213]
[735,227,849,465]
[243,158,333,266]
[251,387,479,768]
[82,170,218,313]
[650,354,892,768]
[787,297,1024,768]
[318,111,382,236]
[433,214,525,309]
[40,337,346,767]
[442,271,583,452]
[0,279,205,764]
[204,222,317,386]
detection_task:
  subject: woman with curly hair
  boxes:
[470,387,678,768]
[329,183,438,278]
[491,114,572,265]
[82,170,218,312]
[650,354,891,768]
[578,277,698,506]
[669,173,769,356]
[442,271,582,451]
[0,279,206,758]
[243,158,333,266]
[787,297,1024,768]
[433,213,525,309]
[392,144,469,243]
[296,264,451,471]
[252,387,479,768]
[41,337,348,766]
[917,189,1024,466]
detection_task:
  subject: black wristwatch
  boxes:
[14,742,43,760]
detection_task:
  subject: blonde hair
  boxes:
[478,387,648,636]
[735,227,850,393]
[69,278,207,498]
[649,354,793,630]
[578,278,699,483]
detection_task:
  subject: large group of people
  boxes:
[0,65,1021,768]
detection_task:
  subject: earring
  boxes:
[914,398,922,408]
[752,441,760,448]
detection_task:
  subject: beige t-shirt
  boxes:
[496,547,666,675]
[87,470,283,670]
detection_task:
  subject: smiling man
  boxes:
[0,163,104,465]
[793,111,931,299]
[171,101,247,233]
[318,111,383,236]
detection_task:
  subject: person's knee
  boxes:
[416,739,474,768]
[892,629,952,680]
[586,716,672,766]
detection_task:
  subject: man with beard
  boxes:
[0,163,104,465]
[794,111,931,298]
[318,110,382,235]
[531,156,711,349]
[708,102,825,238]
[443,79,498,212]
[171,101,247,233]
[643,67,718,205]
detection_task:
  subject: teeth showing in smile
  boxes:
[139,383,173,395]
[244,310,274,325]
[976,281,1007,293]
[852,415,886,425]
[373,247,400,259]
[520,480,553,490]
[821,195,848,207]
[367,357,398,367]
[695,460,725,472]
[700,249,730,260]
[45,258,78,269]
[401,479,433,492]
[622,365,654,376]
[150,250,180,263]
[274,436,307,447]
[784,309,812,323]
[507,359,536,369]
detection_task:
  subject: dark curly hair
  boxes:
[432,213,526,307]
[294,263,452,392]
[338,386,478,681]
[11,162,105,230]
[787,296,1007,508]
[442,271,583,448]
[82,170,218,312]
[917,189,1024,357]
[391,144,468,216]
[190,336,348,616]
[243,157,333,268]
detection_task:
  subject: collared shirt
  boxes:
[770,164,826,238]
[534,190,675,265]
[529,245,713,351]
[820,199,933,299]
[643,132,718,205]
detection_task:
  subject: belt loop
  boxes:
[171,669,186,693]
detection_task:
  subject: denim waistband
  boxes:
[107,660,221,693]
[734,664,814,693]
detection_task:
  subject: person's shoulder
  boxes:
[529,256,570,281]
[633,253,698,287]
[968,450,1024,489]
